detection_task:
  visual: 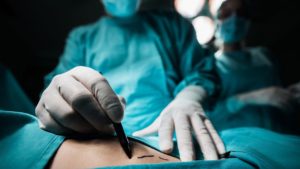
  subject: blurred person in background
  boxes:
[35,0,225,161]
[207,0,299,134]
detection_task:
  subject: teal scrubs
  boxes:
[45,10,217,134]
[206,47,297,133]
[1,110,300,169]
[0,110,64,169]
[0,65,35,114]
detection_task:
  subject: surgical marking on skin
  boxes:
[159,156,169,161]
[137,155,154,159]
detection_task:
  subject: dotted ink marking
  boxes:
[137,155,155,159]
[159,156,169,161]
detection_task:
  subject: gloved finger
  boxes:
[117,95,126,110]
[191,114,218,160]
[158,114,174,154]
[175,115,195,162]
[132,115,161,136]
[53,74,114,134]
[288,87,297,93]
[273,96,295,112]
[203,118,226,156]
[271,96,289,110]
[288,84,300,93]
[42,87,97,134]
[35,103,74,135]
[67,67,124,123]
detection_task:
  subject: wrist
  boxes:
[175,86,207,102]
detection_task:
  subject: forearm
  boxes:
[226,90,269,113]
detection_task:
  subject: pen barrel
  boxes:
[113,123,132,159]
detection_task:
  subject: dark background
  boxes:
[0,0,299,104]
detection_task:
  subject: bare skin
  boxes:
[48,137,180,169]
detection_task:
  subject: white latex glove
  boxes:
[36,66,125,135]
[288,81,300,103]
[133,86,225,161]
[230,86,297,113]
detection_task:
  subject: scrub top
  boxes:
[44,10,218,134]
[0,65,35,114]
[1,110,300,169]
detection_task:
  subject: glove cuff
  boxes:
[175,85,207,102]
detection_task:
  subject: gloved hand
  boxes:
[133,86,225,161]
[288,81,300,103]
[228,86,297,113]
[36,66,125,135]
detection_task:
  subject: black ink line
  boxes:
[159,156,169,161]
[137,155,155,159]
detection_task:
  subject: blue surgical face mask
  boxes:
[101,0,141,18]
[215,13,250,44]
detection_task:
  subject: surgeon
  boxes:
[35,0,225,161]
[208,0,299,133]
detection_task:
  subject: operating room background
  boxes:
[0,0,299,104]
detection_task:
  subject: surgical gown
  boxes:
[45,10,218,134]
[0,65,34,114]
[1,110,300,169]
[207,47,296,133]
